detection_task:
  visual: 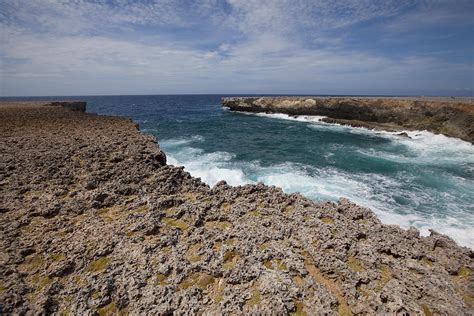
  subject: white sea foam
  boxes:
[356,131,474,168]
[258,165,474,248]
[394,131,474,163]
[161,133,474,249]
[241,111,474,166]
[166,146,251,186]
[160,135,205,147]
[140,128,158,133]
[237,111,327,123]
[239,111,473,153]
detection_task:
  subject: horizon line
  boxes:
[1,93,473,98]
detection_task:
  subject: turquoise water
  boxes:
[4,95,473,247]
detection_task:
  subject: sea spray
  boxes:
[74,94,472,248]
[160,115,474,248]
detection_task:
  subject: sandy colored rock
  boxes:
[0,101,472,314]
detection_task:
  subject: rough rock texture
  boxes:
[1,101,473,315]
[222,96,474,143]
[50,101,87,112]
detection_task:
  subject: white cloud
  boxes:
[385,0,474,32]
[225,0,415,37]
[0,0,472,95]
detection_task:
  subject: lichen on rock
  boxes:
[0,101,472,314]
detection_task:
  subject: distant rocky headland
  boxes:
[1,101,472,314]
[222,96,474,143]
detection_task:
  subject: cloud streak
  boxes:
[0,0,472,96]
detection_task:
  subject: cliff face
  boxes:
[222,96,474,142]
[50,101,87,112]
[0,101,473,314]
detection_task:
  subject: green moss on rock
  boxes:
[179,273,215,290]
[347,255,364,272]
[320,217,334,224]
[87,256,110,272]
[161,217,189,230]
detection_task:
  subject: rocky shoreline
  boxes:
[222,96,474,143]
[1,101,473,314]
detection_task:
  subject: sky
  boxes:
[0,0,473,96]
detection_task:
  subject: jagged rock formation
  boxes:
[50,101,87,112]
[0,101,473,314]
[222,96,474,143]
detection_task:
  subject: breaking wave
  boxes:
[160,122,474,248]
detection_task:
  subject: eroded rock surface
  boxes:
[1,101,473,314]
[222,96,474,143]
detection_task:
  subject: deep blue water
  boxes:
[3,95,473,248]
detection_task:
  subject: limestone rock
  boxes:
[0,101,472,314]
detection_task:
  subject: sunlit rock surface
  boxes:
[222,96,474,143]
[0,101,472,314]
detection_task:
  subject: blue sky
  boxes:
[0,0,473,96]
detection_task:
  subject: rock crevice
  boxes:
[0,101,472,314]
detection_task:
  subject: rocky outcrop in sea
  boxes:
[222,96,474,143]
[0,101,472,314]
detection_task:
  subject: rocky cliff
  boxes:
[222,96,474,142]
[50,101,87,112]
[1,101,473,314]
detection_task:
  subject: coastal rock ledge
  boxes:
[222,96,474,143]
[1,101,473,314]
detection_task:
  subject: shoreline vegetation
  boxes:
[0,101,472,314]
[222,96,474,143]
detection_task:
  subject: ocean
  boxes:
[4,94,473,248]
